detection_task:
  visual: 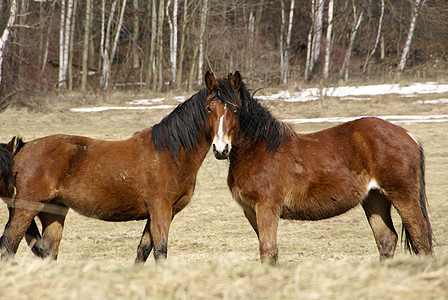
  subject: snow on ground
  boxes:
[257,82,448,102]
[284,115,448,125]
[70,82,448,124]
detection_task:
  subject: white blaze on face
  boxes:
[213,114,231,154]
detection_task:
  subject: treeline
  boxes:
[0,0,447,97]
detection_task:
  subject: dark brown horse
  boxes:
[205,71,433,264]
[0,78,216,263]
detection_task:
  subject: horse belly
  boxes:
[281,183,366,221]
[62,185,149,221]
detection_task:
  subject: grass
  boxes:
[0,90,447,299]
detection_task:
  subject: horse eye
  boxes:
[207,106,211,113]
[233,107,238,113]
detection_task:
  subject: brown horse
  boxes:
[0,78,216,263]
[205,71,433,264]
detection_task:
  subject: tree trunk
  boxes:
[0,0,18,89]
[156,0,165,92]
[68,0,77,91]
[340,8,364,81]
[398,0,424,72]
[280,0,285,83]
[167,0,178,85]
[81,0,92,92]
[197,0,208,83]
[323,0,334,79]
[146,0,157,89]
[362,0,384,74]
[100,0,118,90]
[133,0,140,69]
[176,0,189,90]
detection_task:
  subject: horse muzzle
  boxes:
[213,143,230,160]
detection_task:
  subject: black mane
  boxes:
[217,78,293,152]
[151,88,210,161]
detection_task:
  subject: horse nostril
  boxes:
[213,144,217,153]
[223,144,229,155]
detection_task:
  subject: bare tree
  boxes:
[100,0,127,90]
[133,0,140,69]
[81,0,92,92]
[58,0,74,89]
[0,0,17,90]
[197,0,208,83]
[156,0,165,92]
[167,0,178,85]
[280,0,295,84]
[398,0,425,72]
[323,0,334,79]
[146,0,157,89]
[304,0,324,81]
[176,0,189,90]
[340,2,364,81]
[362,0,384,74]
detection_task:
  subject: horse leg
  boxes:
[255,200,280,265]
[388,188,432,255]
[135,219,153,264]
[243,207,259,237]
[149,201,173,262]
[361,190,398,259]
[37,211,68,260]
[0,207,38,260]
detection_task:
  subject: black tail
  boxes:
[0,137,45,258]
[0,137,16,198]
[403,140,433,255]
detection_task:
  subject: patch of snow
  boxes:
[70,105,175,112]
[283,115,448,125]
[412,99,448,104]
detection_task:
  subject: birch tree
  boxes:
[323,0,333,79]
[304,0,324,81]
[81,0,92,92]
[197,0,208,83]
[362,0,384,74]
[58,0,74,89]
[0,0,17,89]
[100,0,127,90]
[175,0,189,90]
[398,0,425,72]
[133,0,140,69]
[146,0,157,89]
[156,0,164,92]
[166,0,178,85]
[340,3,364,81]
[280,0,295,84]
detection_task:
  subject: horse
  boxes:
[0,76,217,263]
[205,71,433,264]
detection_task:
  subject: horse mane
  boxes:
[151,88,210,160]
[218,78,293,152]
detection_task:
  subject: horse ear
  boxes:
[6,136,16,152]
[229,71,242,90]
[205,71,217,92]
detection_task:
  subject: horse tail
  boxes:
[1,137,46,257]
[0,137,16,198]
[402,137,433,255]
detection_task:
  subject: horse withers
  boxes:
[205,71,433,264]
[0,75,218,263]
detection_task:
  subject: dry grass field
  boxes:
[0,89,447,299]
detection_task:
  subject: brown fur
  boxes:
[209,72,433,264]
[0,83,216,263]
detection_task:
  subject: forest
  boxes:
[0,0,447,101]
